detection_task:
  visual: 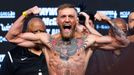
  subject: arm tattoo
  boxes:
[111,21,126,38]
[82,41,88,49]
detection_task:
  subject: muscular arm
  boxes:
[5,6,40,47]
[79,12,102,36]
[94,28,129,50]
[95,37,126,50]
[94,12,129,49]
[108,20,130,47]
[5,15,25,43]
[85,23,102,36]
[84,34,112,49]
[93,34,129,50]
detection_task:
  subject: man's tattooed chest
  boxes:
[51,38,84,60]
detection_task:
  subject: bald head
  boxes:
[112,18,128,31]
[27,17,46,33]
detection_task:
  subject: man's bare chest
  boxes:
[50,38,85,60]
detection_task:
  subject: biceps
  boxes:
[97,40,126,50]
[19,33,39,41]
[97,44,118,50]
[8,37,27,44]
[96,36,112,43]
[18,41,36,47]
[10,37,36,47]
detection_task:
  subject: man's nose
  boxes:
[37,30,41,33]
[65,17,70,22]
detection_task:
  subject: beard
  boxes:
[60,23,76,41]
[61,30,74,41]
[128,27,134,36]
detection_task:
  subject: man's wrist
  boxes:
[22,11,28,17]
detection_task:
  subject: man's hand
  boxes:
[94,12,111,21]
[79,12,90,25]
[24,6,40,15]
[35,33,50,43]
[30,6,40,14]
[35,33,51,48]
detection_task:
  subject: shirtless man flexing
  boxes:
[5,4,129,75]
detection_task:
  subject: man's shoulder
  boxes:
[86,33,99,38]
[51,33,61,39]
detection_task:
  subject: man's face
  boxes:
[128,12,134,29]
[28,20,45,34]
[57,8,78,39]
[28,20,46,50]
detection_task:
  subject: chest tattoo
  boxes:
[51,38,84,60]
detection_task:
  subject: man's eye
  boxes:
[60,15,66,18]
[69,15,74,18]
[129,19,134,22]
[32,30,45,34]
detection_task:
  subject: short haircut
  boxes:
[57,3,77,16]
[112,18,127,26]
[127,10,134,22]
[26,17,46,32]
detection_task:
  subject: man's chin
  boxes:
[62,34,72,40]
[61,30,74,40]
[63,35,71,38]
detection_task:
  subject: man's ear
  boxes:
[77,17,79,21]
